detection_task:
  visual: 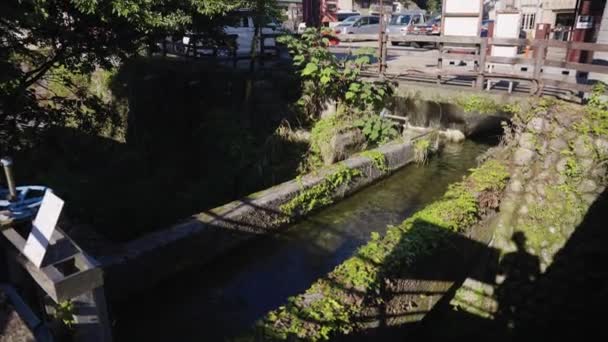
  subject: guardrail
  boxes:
[335,34,608,96]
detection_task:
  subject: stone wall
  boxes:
[453,100,608,321]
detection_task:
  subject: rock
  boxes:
[549,227,557,234]
[594,138,608,157]
[536,183,546,197]
[552,125,565,137]
[556,174,567,185]
[549,138,568,153]
[543,153,559,170]
[518,205,529,215]
[527,118,545,133]
[554,112,575,127]
[580,158,595,174]
[573,136,593,158]
[519,133,536,150]
[564,131,577,143]
[320,129,366,165]
[562,224,575,237]
[591,165,607,179]
[556,158,569,173]
[535,171,550,182]
[441,129,466,143]
[514,148,536,166]
[509,179,523,193]
[579,179,597,193]
[538,140,549,155]
[524,193,536,204]
[582,193,597,205]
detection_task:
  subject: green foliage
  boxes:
[578,83,608,138]
[281,164,362,217]
[0,0,268,153]
[279,29,393,121]
[456,95,502,114]
[259,159,509,340]
[307,114,345,169]
[413,138,431,164]
[360,150,389,173]
[426,0,442,14]
[354,115,398,146]
[54,301,76,329]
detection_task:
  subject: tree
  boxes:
[0,0,249,153]
[426,0,442,14]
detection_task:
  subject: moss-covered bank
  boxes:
[451,93,608,323]
[251,159,509,340]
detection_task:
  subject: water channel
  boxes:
[114,139,494,341]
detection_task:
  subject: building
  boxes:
[353,1,420,15]
[486,0,606,41]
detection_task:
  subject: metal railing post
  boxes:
[1,157,17,202]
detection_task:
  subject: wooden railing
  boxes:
[336,34,608,96]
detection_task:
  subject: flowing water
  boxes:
[114,140,494,341]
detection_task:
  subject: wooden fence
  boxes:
[337,34,608,97]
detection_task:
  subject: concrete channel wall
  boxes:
[102,141,416,300]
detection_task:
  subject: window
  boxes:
[369,17,380,24]
[390,15,411,26]
[411,15,423,25]
[358,17,369,26]
[521,13,536,30]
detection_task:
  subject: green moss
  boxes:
[306,114,351,170]
[281,164,362,217]
[577,83,608,139]
[360,150,388,172]
[413,138,431,164]
[258,159,509,341]
[456,95,502,114]
[468,160,510,193]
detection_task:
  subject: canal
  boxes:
[114,139,494,341]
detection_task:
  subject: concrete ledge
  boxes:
[102,141,415,300]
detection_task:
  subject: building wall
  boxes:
[590,3,608,83]
[338,0,353,11]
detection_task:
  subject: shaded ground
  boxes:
[0,289,35,342]
[410,187,608,341]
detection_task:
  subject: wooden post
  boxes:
[533,39,546,96]
[477,38,488,89]
[378,0,386,75]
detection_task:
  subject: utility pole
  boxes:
[378,0,388,74]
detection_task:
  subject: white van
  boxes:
[224,10,280,55]
[178,10,280,56]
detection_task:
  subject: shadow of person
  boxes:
[495,232,540,334]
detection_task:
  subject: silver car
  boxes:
[387,12,428,46]
[334,15,381,35]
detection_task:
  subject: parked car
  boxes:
[427,16,441,36]
[387,11,428,46]
[224,10,281,55]
[329,11,361,28]
[168,10,281,57]
[334,15,381,35]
